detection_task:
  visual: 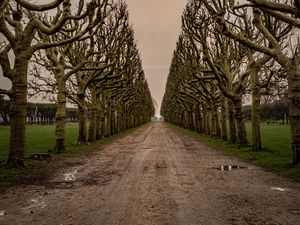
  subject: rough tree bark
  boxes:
[55,75,67,152]
[77,93,87,144]
[7,56,28,166]
[88,86,97,142]
[287,64,300,164]
[251,69,262,150]
[228,99,237,144]
[234,99,248,146]
[220,94,228,141]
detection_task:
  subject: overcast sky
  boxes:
[0,0,188,115]
[126,0,188,115]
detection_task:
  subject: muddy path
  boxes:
[1,122,300,225]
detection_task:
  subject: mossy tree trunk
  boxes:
[95,92,102,140]
[77,93,87,144]
[206,107,211,136]
[106,100,111,136]
[7,56,28,166]
[55,75,67,152]
[234,99,248,146]
[122,105,127,131]
[288,66,300,164]
[228,99,237,144]
[88,86,97,142]
[251,70,262,150]
[202,104,207,134]
[192,106,197,131]
[210,104,217,138]
[220,95,228,141]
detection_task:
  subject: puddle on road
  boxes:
[48,166,85,188]
[21,197,47,214]
[271,187,290,192]
[213,165,248,171]
[64,168,79,181]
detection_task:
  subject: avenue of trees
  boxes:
[0,0,154,166]
[161,0,300,164]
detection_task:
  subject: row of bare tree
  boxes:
[0,0,154,166]
[161,0,300,164]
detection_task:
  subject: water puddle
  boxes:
[213,165,248,171]
[271,187,290,192]
[64,168,79,181]
[49,166,86,187]
[21,197,47,214]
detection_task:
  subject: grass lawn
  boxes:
[0,123,140,193]
[169,122,300,182]
[0,123,79,159]
[245,122,292,167]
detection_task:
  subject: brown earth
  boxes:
[0,122,300,225]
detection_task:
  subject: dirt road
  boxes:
[1,122,300,225]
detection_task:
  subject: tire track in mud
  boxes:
[1,122,300,225]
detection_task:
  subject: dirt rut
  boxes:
[1,122,300,225]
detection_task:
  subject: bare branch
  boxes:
[247,0,296,15]
[0,88,12,97]
[0,18,16,47]
[15,0,64,12]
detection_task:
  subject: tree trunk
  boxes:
[55,77,67,152]
[77,93,87,144]
[202,104,207,135]
[220,95,228,141]
[216,110,221,138]
[126,114,130,129]
[95,100,102,140]
[211,104,217,138]
[196,104,202,133]
[106,102,111,136]
[192,107,197,132]
[234,99,248,146]
[95,114,101,140]
[122,107,126,131]
[287,68,300,164]
[88,87,97,142]
[251,70,262,151]
[7,59,28,166]
[96,93,105,139]
[206,108,211,136]
[182,111,186,128]
[188,111,194,130]
[110,109,114,134]
[228,99,237,144]
[211,102,221,138]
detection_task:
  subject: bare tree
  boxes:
[0,0,103,166]
[202,0,300,163]
[243,0,300,27]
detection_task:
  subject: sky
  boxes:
[0,0,188,115]
[126,0,188,115]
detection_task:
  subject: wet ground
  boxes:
[1,122,300,225]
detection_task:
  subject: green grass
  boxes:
[245,122,293,168]
[168,122,300,182]
[0,122,140,160]
[0,123,140,193]
[0,122,78,193]
[0,123,78,159]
